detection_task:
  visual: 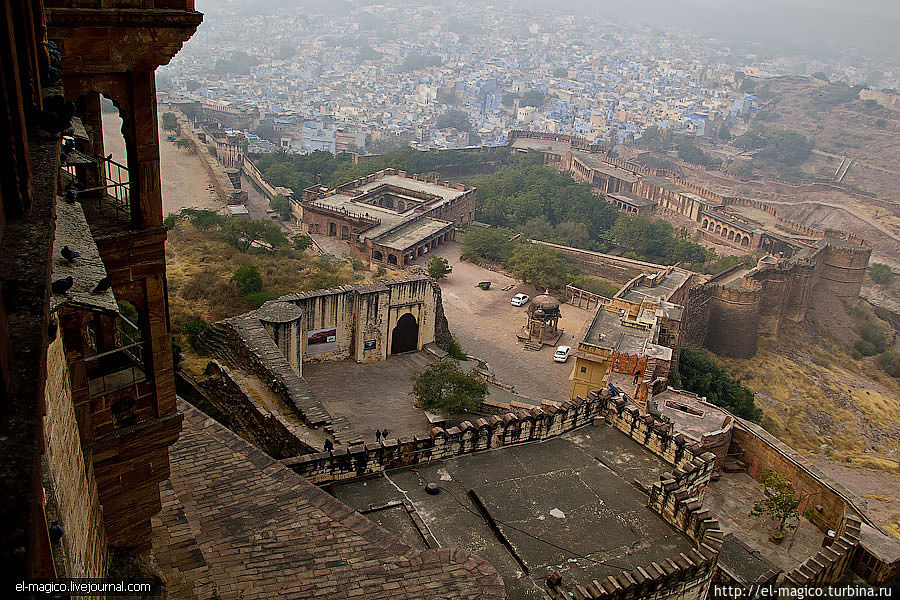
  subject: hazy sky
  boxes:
[195,0,900,67]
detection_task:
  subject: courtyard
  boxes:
[412,242,595,404]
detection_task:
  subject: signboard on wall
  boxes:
[364,340,377,351]
[306,328,337,354]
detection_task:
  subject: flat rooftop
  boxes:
[574,152,642,183]
[608,191,657,208]
[653,389,731,443]
[312,174,462,242]
[619,270,690,304]
[582,306,670,358]
[332,424,693,599]
[373,216,452,251]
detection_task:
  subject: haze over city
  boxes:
[3,1,900,599]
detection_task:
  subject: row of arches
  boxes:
[701,218,751,247]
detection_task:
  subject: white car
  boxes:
[510,293,530,306]
[553,345,571,363]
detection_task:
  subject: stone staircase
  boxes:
[523,340,543,351]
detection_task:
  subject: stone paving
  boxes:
[705,471,824,573]
[151,401,505,600]
[301,352,437,442]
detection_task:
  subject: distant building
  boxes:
[300,169,475,267]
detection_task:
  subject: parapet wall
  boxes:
[783,513,861,587]
[532,239,670,285]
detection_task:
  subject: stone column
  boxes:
[119,71,163,229]
[77,91,105,191]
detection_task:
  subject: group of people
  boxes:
[322,428,391,452]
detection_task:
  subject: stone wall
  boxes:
[43,334,109,578]
[179,362,314,459]
[783,513,861,587]
[531,240,670,285]
[704,284,760,359]
[682,284,713,349]
[198,318,331,428]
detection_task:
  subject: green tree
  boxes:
[270,194,291,219]
[182,318,209,351]
[676,347,762,421]
[161,112,178,132]
[460,227,517,264]
[223,217,286,252]
[252,124,279,143]
[230,265,263,295]
[869,263,893,285]
[508,245,574,291]
[411,360,488,415]
[750,469,810,538]
[427,256,452,280]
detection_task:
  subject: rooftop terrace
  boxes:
[332,423,693,599]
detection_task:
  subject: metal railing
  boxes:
[63,154,132,223]
[85,315,146,398]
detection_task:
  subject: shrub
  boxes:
[859,323,886,353]
[677,347,762,421]
[854,340,878,357]
[182,318,209,351]
[869,263,893,285]
[877,351,900,378]
[447,338,467,360]
[427,256,452,280]
[231,265,263,295]
[292,234,313,251]
[411,360,487,415]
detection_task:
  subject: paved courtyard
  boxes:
[412,242,595,403]
[302,352,436,442]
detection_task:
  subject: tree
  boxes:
[411,360,488,415]
[161,112,178,132]
[270,194,291,219]
[230,265,263,295]
[676,347,762,421]
[223,217,286,252]
[877,351,900,378]
[427,256,452,280]
[508,245,574,291]
[869,263,893,285]
[750,469,810,541]
[292,233,313,251]
[460,227,517,264]
[252,124,279,143]
[175,138,196,152]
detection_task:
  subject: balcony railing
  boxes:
[63,154,132,225]
[86,314,146,398]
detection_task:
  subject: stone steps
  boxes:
[523,340,543,351]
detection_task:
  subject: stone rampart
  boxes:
[179,362,315,459]
[704,283,760,359]
[531,240,670,285]
[197,318,331,428]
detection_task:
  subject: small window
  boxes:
[580,366,587,373]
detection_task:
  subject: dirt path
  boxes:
[101,110,220,216]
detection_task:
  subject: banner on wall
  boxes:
[364,340,377,351]
[306,328,337,354]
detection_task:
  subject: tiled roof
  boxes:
[152,401,505,600]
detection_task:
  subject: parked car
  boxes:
[553,345,571,363]
[510,293,530,306]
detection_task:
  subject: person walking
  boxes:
[375,429,382,442]
[324,439,334,452]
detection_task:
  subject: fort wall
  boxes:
[704,284,760,359]
[43,334,109,578]
[532,240,670,285]
[180,361,315,459]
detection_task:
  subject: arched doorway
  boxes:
[391,313,419,355]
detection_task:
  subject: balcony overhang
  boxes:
[47,7,202,73]
[51,195,118,315]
